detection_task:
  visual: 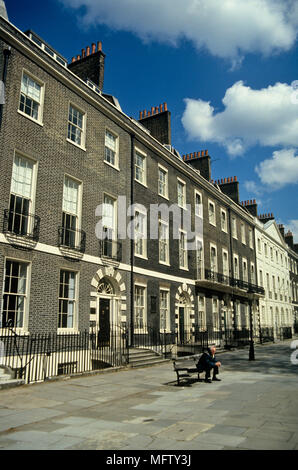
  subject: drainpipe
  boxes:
[227,208,235,345]
[0,46,11,130]
[130,133,135,348]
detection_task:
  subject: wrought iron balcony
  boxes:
[200,269,265,296]
[3,209,40,241]
[58,226,86,253]
[205,269,230,285]
[99,238,122,262]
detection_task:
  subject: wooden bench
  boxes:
[172,354,204,386]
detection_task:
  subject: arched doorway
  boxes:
[175,284,194,344]
[97,278,115,345]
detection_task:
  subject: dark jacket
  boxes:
[197,349,218,370]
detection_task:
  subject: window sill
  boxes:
[158,193,169,201]
[57,329,79,335]
[66,138,86,152]
[135,178,147,188]
[209,221,216,227]
[17,110,44,127]
[159,261,171,267]
[179,266,189,271]
[104,160,120,171]
[135,254,148,260]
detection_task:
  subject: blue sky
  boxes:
[4,0,298,239]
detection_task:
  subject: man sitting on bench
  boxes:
[196,346,221,383]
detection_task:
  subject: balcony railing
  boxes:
[3,209,40,241]
[58,226,86,253]
[202,269,265,295]
[99,238,122,262]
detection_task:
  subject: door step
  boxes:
[128,348,170,368]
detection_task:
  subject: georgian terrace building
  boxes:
[0,10,270,356]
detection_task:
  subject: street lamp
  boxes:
[249,298,255,361]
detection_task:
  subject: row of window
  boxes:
[206,244,256,283]
[257,237,290,269]
[260,270,293,302]
[19,72,254,243]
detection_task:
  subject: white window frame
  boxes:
[9,151,38,235]
[222,248,229,277]
[233,254,239,279]
[104,128,119,170]
[208,199,216,226]
[67,102,86,150]
[249,229,253,249]
[196,238,204,280]
[58,268,79,332]
[1,257,31,333]
[212,296,220,330]
[198,295,206,331]
[134,207,147,259]
[61,174,83,249]
[194,189,203,218]
[134,148,147,186]
[102,192,118,240]
[179,229,188,270]
[232,217,237,239]
[242,258,248,282]
[210,243,218,273]
[159,288,170,332]
[177,177,186,209]
[18,69,45,126]
[134,283,147,333]
[220,208,227,233]
[158,219,170,265]
[158,164,168,199]
[241,223,246,245]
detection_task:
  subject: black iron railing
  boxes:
[58,226,86,253]
[0,324,128,384]
[3,209,40,241]
[259,327,275,343]
[203,269,265,295]
[99,238,122,262]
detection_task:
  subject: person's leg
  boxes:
[212,365,221,381]
[204,367,212,383]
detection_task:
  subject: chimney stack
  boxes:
[182,150,211,181]
[138,103,171,145]
[240,199,258,217]
[285,230,294,249]
[68,41,106,90]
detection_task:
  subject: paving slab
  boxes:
[0,340,297,450]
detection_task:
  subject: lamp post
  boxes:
[249,298,255,361]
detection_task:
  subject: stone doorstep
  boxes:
[0,379,25,390]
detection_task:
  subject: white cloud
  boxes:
[287,220,298,241]
[244,181,264,196]
[182,81,298,156]
[255,148,298,188]
[61,0,298,61]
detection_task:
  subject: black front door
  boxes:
[99,298,110,347]
[179,307,185,344]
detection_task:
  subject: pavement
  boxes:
[0,339,298,450]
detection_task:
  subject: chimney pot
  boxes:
[81,49,85,58]
[155,106,159,114]
[77,55,80,61]
[234,176,237,182]
[139,111,143,120]
[97,41,102,52]
[151,106,155,115]
[92,43,96,54]
[164,102,168,112]
[205,150,208,156]
[159,104,163,113]
[72,57,76,63]
[86,46,90,56]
